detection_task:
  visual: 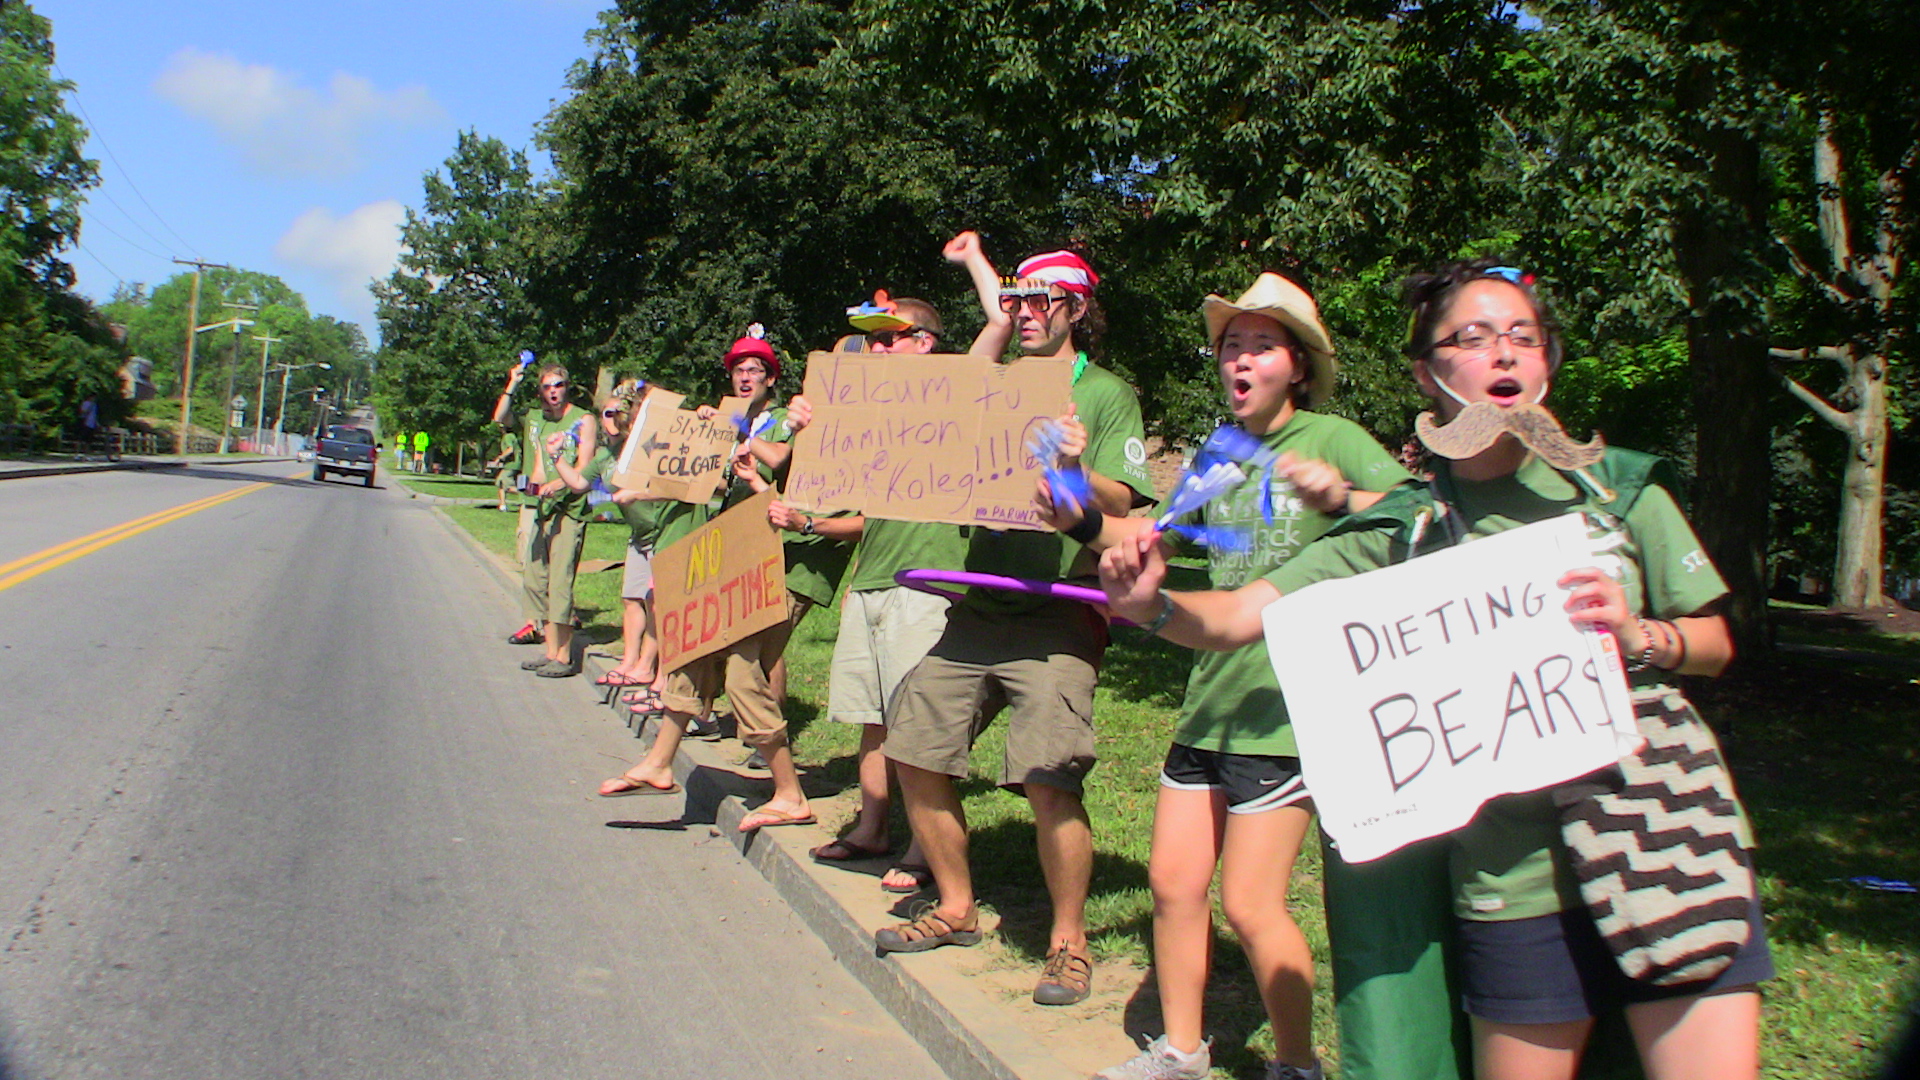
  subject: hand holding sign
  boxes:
[1261,514,1634,863]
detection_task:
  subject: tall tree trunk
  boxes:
[1674,76,1773,660]
[1832,349,1888,607]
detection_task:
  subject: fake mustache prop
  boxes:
[1415,402,1606,470]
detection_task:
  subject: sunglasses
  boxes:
[601,408,625,418]
[998,291,1070,315]
[540,381,568,391]
[867,328,931,348]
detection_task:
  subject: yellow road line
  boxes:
[0,476,288,593]
[0,485,242,576]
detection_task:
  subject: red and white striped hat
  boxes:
[1014,250,1100,295]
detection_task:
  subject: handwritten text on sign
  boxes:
[611,392,748,504]
[651,488,787,672]
[1262,514,1634,863]
[785,352,1072,529]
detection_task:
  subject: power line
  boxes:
[54,60,201,258]
[92,182,179,257]
[77,243,126,288]
[83,215,171,262]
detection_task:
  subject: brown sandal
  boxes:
[1032,944,1092,1005]
[874,904,981,954]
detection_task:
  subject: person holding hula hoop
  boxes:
[1089,259,1769,1080]
[1038,272,1409,1080]
[873,237,1155,1009]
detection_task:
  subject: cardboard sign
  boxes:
[784,352,1073,529]
[610,393,749,504]
[1263,514,1635,863]
[651,487,787,672]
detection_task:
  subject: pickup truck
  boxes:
[313,425,378,486]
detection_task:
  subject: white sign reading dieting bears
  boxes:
[1262,513,1636,863]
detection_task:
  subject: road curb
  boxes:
[0,459,184,481]
[425,502,1079,1080]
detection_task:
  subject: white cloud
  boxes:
[155,48,445,177]
[275,201,407,324]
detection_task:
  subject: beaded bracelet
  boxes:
[1625,616,1658,672]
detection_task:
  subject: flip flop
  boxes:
[738,806,816,832]
[880,863,935,894]
[596,670,648,687]
[598,774,680,798]
[810,838,889,863]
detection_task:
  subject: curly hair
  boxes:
[1401,258,1563,370]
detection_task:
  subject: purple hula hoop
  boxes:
[894,569,1137,627]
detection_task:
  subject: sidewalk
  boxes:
[0,453,292,481]
[424,497,1144,1080]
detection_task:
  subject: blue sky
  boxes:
[39,0,605,341]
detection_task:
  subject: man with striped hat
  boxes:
[873,236,1154,1009]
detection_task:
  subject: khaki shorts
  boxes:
[885,599,1105,794]
[521,512,585,625]
[660,594,811,748]
[828,586,953,725]
[621,543,654,599]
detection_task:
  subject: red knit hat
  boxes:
[722,323,779,382]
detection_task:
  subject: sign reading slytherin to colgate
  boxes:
[651,488,787,671]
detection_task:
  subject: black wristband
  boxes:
[1063,512,1104,545]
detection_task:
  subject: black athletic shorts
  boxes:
[1159,743,1310,815]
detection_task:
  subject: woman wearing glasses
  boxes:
[1088,259,1769,1080]
[551,383,670,711]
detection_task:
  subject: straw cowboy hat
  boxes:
[1201,272,1338,407]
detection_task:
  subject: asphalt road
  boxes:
[0,464,947,1080]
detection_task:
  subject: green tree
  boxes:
[374,132,542,448]
[0,1,125,442]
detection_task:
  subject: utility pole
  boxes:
[172,258,228,454]
[250,334,282,452]
[217,301,258,453]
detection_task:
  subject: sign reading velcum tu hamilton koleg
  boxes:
[651,488,787,672]
[1262,513,1636,863]
[784,352,1072,530]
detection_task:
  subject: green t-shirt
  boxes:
[961,360,1154,616]
[1264,453,1730,922]
[847,519,972,592]
[734,404,854,608]
[1165,412,1409,756]
[522,404,593,520]
[618,495,670,551]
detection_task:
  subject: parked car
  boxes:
[313,425,377,486]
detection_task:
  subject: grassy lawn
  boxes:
[392,474,502,501]
[441,503,1917,1077]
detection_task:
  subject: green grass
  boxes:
[392,474,502,501]
[441,502,1918,1078]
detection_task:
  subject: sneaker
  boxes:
[683,714,722,741]
[741,749,769,771]
[507,622,544,645]
[1263,1059,1324,1080]
[1094,1035,1210,1080]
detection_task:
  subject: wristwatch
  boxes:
[800,516,816,536]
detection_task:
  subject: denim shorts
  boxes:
[1458,896,1774,1024]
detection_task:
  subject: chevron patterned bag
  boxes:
[1552,689,1756,986]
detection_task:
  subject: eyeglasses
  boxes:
[732,364,768,377]
[867,328,931,348]
[998,291,1070,315]
[1430,321,1548,353]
